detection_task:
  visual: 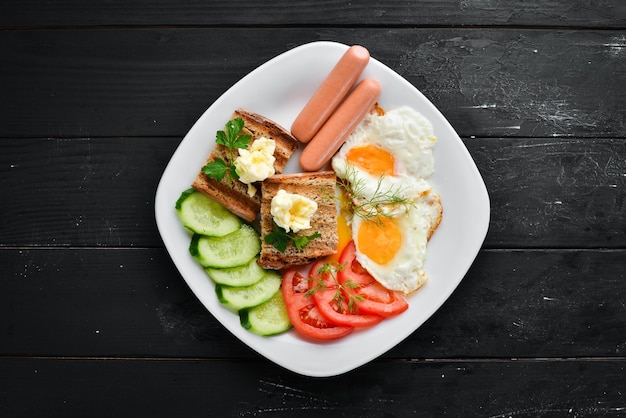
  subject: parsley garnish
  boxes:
[264,222,321,252]
[305,263,364,314]
[201,117,252,184]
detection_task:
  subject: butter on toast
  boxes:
[192,109,299,222]
[258,171,338,269]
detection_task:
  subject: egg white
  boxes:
[368,106,437,179]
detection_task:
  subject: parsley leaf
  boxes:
[229,164,239,181]
[232,133,252,149]
[264,226,290,252]
[292,232,322,250]
[202,117,252,184]
[264,222,321,253]
[215,130,228,147]
[225,117,244,141]
[201,158,228,182]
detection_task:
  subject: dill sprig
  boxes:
[337,163,414,222]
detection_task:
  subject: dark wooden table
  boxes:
[2,1,625,416]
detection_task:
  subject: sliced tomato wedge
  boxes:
[281,268,353,340]
[308,261,383,328]
[337,241,409,318]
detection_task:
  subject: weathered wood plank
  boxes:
[1,248,624,358]
[392,248,626,359]
[467,138,626,248]
[2,137,624,248]
[1,28,624,138]
[0,137,177,247]
[0,357,624,417]
[0,247,253,358]
[1,0,625,28]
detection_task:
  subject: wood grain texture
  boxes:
[1,137,624,248]
[1,248,624,358]
[1,0,625,28]
[1,28,624,138]
[0,357,624,417]
[467,138,626,248]
[0,137,177,247]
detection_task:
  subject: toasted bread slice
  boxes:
[192,109,299,222]
[259,171,338,269]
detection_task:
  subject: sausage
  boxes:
[291,45,370,143]
[299,78,382,172]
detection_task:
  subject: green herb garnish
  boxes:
[338,163,414,223]
[305,262,364,314]
[264,222,321,252]
[201,117,252,184]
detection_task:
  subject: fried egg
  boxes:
[331,106,442,294]
[351,191,442,294]
[331,106,437,208]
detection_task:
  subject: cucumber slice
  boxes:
[176,188,241,236]
[240,290,292,336]
[216,271,281,310]
[189,224,260,268]
[205,257,266,287]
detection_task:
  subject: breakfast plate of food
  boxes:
[155,41,490,377]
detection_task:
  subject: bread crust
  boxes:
[191,109,299,222]
[258,171,338,270]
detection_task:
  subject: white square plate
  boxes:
[155,41,490,377]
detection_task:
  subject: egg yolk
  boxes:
[324,191,353,264]
[346,144,395,177]
[357,216,402,265]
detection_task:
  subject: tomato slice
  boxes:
[281,268,353,340]
[308,261,383,328]
[337,241,409,317]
